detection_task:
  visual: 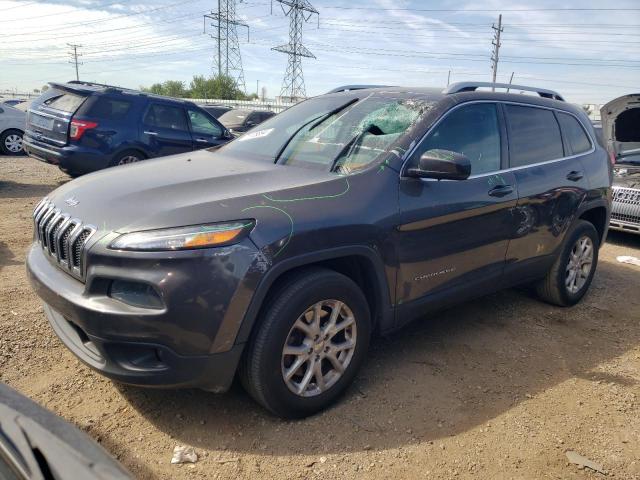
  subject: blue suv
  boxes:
[23,81,233,176]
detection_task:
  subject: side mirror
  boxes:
[407,149,471,181]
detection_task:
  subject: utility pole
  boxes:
[67,43,82,81]
[272,0,319,101]
[447,70,451,86]
[490,14,503,90]
[256,79,259,97]
[506,71,514,92]
[203,1,249,92]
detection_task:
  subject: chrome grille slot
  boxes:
[32,198,96,281]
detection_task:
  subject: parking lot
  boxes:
[1,155,639,479]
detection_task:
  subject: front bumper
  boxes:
[610,186,640,235]
[26,239,263,391]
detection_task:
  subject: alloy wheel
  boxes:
[565,235,594,294]
[281,300,357,397]
[4,134,23,153]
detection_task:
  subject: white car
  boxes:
[0,103,26,155]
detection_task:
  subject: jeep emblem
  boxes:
[65,197,80,207]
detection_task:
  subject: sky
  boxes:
[0,0,638,105]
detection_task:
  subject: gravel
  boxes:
[1,155,639,479]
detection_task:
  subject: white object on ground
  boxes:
[565,450,605,474]
[171,446,198,464]
[617,255,640,267]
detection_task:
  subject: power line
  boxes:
[314,5,640,12]
[0,0,206,37]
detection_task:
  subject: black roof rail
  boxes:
[326,85,392,94]
[443,81,565,101]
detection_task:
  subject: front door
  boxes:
[187,109,228,149]
[396,102,517,323]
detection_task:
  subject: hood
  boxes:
[47,149,337,235]
[600,93,640,154]
[613,165,640,190]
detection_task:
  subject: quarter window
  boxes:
[505,105,564,167]
[414,103,501,175]
[557,112,592,155]
[143,104,188,131]
[86,97,132,120]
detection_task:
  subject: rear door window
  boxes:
[143,103,188,131]
[557,112,592,155]
[85,97,132,120]
[505,105,564,167]
[43,91,86,113]
[414,103,502,175]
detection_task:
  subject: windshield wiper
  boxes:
[329,124,383,172]
[274,98,359,164]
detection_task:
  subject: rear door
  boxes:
[503,104,590,282]
[141,103,193,157]
[186,108,227,149]
[396,102,517,320]
[26,88,87,147]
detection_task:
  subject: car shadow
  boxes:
[0,180,67,200]
[606,230,640,249]
[116,257,639,457]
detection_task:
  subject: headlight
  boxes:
[109,221,254,251]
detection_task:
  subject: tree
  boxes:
[141,75,247,100]
[189,75,216,99]
[41,85,49,92]
[162,80,187,98]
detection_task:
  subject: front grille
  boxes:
[32,198,96,281]
[611,187,640,227]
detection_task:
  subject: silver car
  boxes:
[601,94,640,235]
[0,103,26,155]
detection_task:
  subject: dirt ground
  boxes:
[1,155,639,479]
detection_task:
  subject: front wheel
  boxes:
[240,268,371,418]
[536,220,599,306]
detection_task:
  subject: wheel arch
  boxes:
[578,203,609,245]
[234,246,394,346]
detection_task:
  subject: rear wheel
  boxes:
[240,268,371,418]
[110,150,145,167]
[536,220,599,306]
[1,129,24,155]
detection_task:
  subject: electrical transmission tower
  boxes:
[203,0,249,92]
[272,0,318,101]
[490,14,503,90]
[67,43,82,81]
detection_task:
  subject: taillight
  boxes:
[69,119,98,140]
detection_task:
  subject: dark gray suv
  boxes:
[27,82,611,418]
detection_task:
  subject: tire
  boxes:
[240,267,371,418]
[109,149,145,167]
[536,220,599,307]
[1,129,24,155]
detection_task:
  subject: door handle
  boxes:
[143,130,158,136]
[566,171,584,182]
[195,138,209,143]
[488,184,514,197]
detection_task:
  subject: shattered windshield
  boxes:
[217,93,432,174]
